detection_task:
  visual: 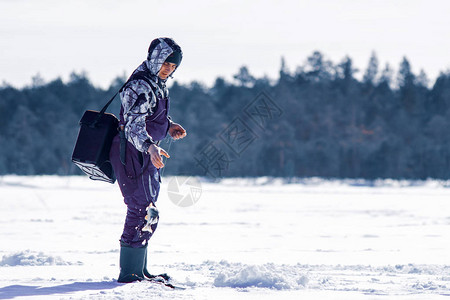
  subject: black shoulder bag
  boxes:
[71,83,127,184]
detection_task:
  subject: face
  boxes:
[158,62,177,79]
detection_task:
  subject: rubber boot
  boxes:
[143,246,152,279]
[143,246,170,281]
[117,242,146,283]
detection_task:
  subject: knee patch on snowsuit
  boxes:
[121,201,159,247]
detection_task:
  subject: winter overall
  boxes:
[110,85,170,247]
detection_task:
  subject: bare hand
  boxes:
[169,122,187,140]
[148,144,170,169]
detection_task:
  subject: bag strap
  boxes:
[130,71,158,95]
[90,81,128,128]
[91,71,159,128]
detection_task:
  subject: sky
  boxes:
[1,0,449,89]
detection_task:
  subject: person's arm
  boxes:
[122,80,171,168]
[121,80,156,153]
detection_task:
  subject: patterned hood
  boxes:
[145,37,182,78]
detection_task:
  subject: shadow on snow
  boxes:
[0,281,120,299]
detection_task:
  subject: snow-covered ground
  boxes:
[0,176,449,299]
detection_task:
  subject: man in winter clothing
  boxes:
[110,37,186,283]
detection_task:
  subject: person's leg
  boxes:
[140,168,161,278]
[117,195,159,282]
[111,138,161,282]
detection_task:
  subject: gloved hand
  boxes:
[142,205,159,233]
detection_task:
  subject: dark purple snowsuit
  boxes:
[110,38,180,248]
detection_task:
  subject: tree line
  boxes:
[1,51,449,179]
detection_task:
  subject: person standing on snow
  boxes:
[109,37,186,283]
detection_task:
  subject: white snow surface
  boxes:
[0,175,449,299]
